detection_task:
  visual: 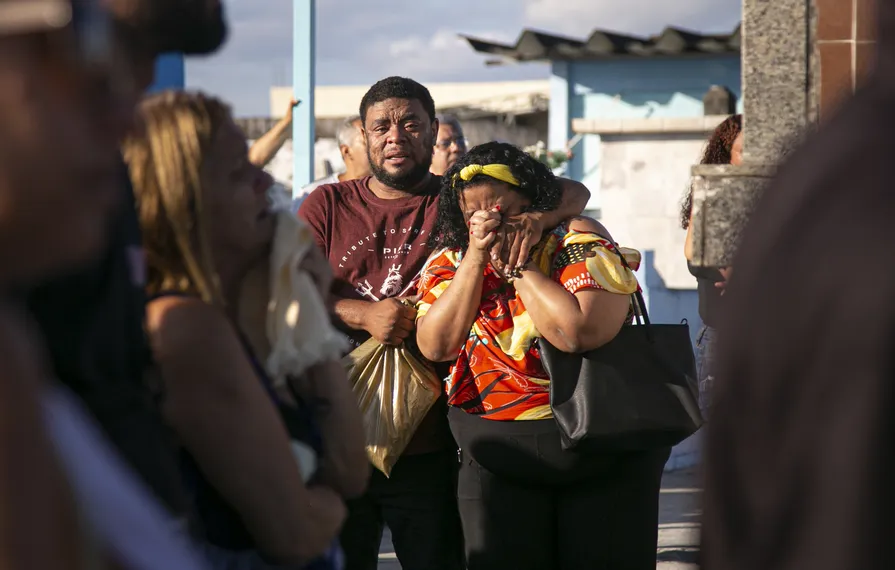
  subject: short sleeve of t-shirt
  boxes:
[296,185,331,256]
[550,230,641,296]
[416,248,460,319]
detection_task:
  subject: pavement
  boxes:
[655,468,702,570]
[376,467,702,569]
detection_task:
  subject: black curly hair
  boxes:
[681,114,742,229]
[359,76,436,125]
[429,141,562,250]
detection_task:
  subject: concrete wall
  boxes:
[599,133,708,296]
[549,55,742,320]
[547,56,743,321]
[550,55,743,212]
[461,112,548,148]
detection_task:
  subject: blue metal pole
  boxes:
[293,0,316,191]
[146,53,185,93]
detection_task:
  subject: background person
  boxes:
[125,90,368,567]
[249,97,300,168]
[416,142,670,570]
[299,76,592,570]
[300,76,464,570]
[681,114,742,414]
[430,114,467,177]
[293,115,372,211]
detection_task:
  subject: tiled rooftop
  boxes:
[462,24,741,63]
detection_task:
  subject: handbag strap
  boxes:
[597,234,651,326]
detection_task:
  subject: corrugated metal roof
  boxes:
[461,24,741,63]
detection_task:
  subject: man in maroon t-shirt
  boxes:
[299,76,590,570]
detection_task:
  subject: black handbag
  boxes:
[540,251,703,453]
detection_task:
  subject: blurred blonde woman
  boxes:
[124,90,367,567]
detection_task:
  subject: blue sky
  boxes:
[186,0,741,117]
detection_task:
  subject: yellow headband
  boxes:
[453,164,520,188]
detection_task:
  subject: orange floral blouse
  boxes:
[416,222,641,421]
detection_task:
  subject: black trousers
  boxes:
[449,407,670,570]
[339,450,464,570]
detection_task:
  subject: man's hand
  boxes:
[361,297,418,346]
[490,211,546,277]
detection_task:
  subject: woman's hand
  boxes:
[304,485,348,539]
[468,208,501,252]
[287,360,370,498]
[715,266,733,295]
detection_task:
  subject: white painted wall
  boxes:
[596,132,712,471]
[598,133,705,291]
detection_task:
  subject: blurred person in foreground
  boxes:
[429,114,467,177]
[125,89,368,567]
[26,0,228,520]
[701,7,895,570]
[299,75,591,570]
[293,115,372,211]
[21,1,317,568]
[0,0,207,567]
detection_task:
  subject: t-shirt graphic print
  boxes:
[298,176,440,347]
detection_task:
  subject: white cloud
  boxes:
[379,29,516,77]
[186,0,740,117]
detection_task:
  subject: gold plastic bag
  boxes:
[343,337,442,477]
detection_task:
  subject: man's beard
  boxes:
[370,159,431,191]
[368,148,434,191]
